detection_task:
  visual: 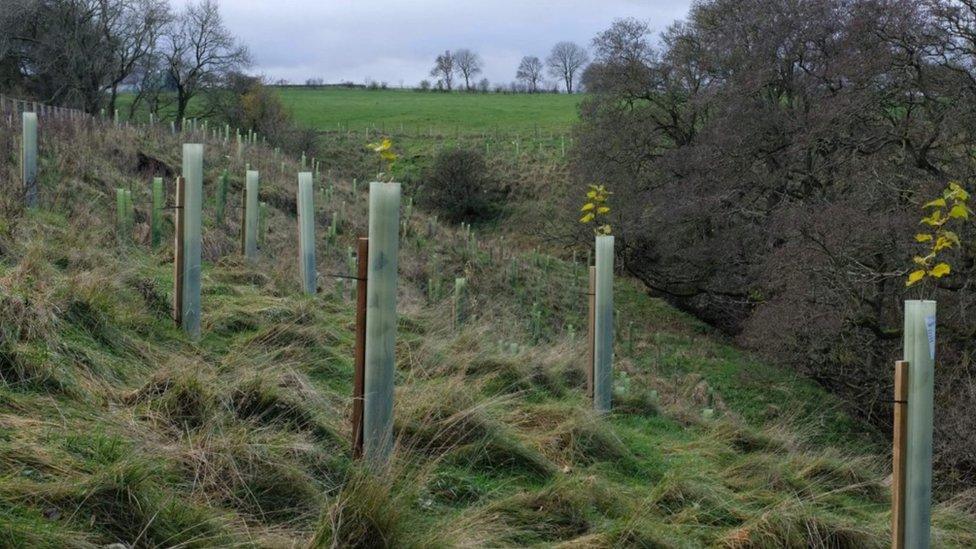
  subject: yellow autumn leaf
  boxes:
[370,138,393,153]
[920,210,944,226]
[947,181,970,202]
[949,203,969,219]
[934,235,955,252]
[580,212,595,223]
[913,255,932,266]
[915,233,933,242]
[597,206,610,214]
[929,263,951,278]
[906,270,927,286]
[586,190,597,199]
[581,203,595,211]
[943,230,961,246]
[923,198,947,209]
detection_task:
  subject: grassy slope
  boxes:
[1,114,974,547]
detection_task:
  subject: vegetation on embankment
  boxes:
[1,113,975,547]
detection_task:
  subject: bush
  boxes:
[422,148,507,223]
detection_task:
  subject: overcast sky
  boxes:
[175,0,694,87]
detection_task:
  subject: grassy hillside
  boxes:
[276,87,581,137]
[1,112,975,547]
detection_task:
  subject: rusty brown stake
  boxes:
[587,266,596,399]
[892,360,909,549]
[352,237,369,459]
[173,177,185,326]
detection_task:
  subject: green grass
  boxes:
[276,87,582,137]
[2,109,975,547]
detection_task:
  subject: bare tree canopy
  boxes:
[574,0,976,491]
[163,0,250,127]
[429,50,455,91]
[546,41,589,93]
[516,55,544,92]
[453,48,483,91]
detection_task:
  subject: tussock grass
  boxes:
[719,499,883,549]
[1,110,973,548]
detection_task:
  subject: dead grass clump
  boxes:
[722,453,804,494]
[229,375,337,442]
[651,472,745,527]
[181,427,327,523]
[537,408,633,468]
[310,466,416,548]
[0,341,76,393]
[613,388,660,417]
[485,482,593,545]
[719,500,883,548]
[708,420,786,455]
[396,381,555,479]
[464,356,534,395]
[791,452,885,501]
[128,368,218,432]
[27,455,234,547]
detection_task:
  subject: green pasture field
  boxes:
[275,87,582,137]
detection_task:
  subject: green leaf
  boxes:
[949,203,969,219]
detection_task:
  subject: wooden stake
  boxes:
[173,177,185,326]
[352,237,368,459]
[893,360,909,549]
[587,266,596,399]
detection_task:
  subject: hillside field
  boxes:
[275,87,583,136]
[4,106,976,547]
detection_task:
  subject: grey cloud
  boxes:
[183,0,692,85]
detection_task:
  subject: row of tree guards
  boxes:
[13,102,940,546]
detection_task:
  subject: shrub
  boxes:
[422,148,507,223]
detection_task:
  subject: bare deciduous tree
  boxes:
[516,55,544,92]
[453,48,482,91]
[430,50,455,91]
[574,0,976,491]
[103,0,171,115]
[162,0,250,127]
[546,41,589,93]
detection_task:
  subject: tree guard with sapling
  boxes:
[297,172,317,294]
[181,144,204,339]
[244,170,259,260]
[362,181,401,465]
[22,112,38,208]
[151,178,163,247]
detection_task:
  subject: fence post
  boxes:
[363,181,401,466]
[587,266,596,399]
[904,300,935,548]
[151,178,163,247]
[243,170,259,260]
[22,112,38,208]
[181,144,204,339]
[352,237,369,459]
[892,360,909,549]
[594,235,614,412]
[298,172,317,294]
[173,177,185,326]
